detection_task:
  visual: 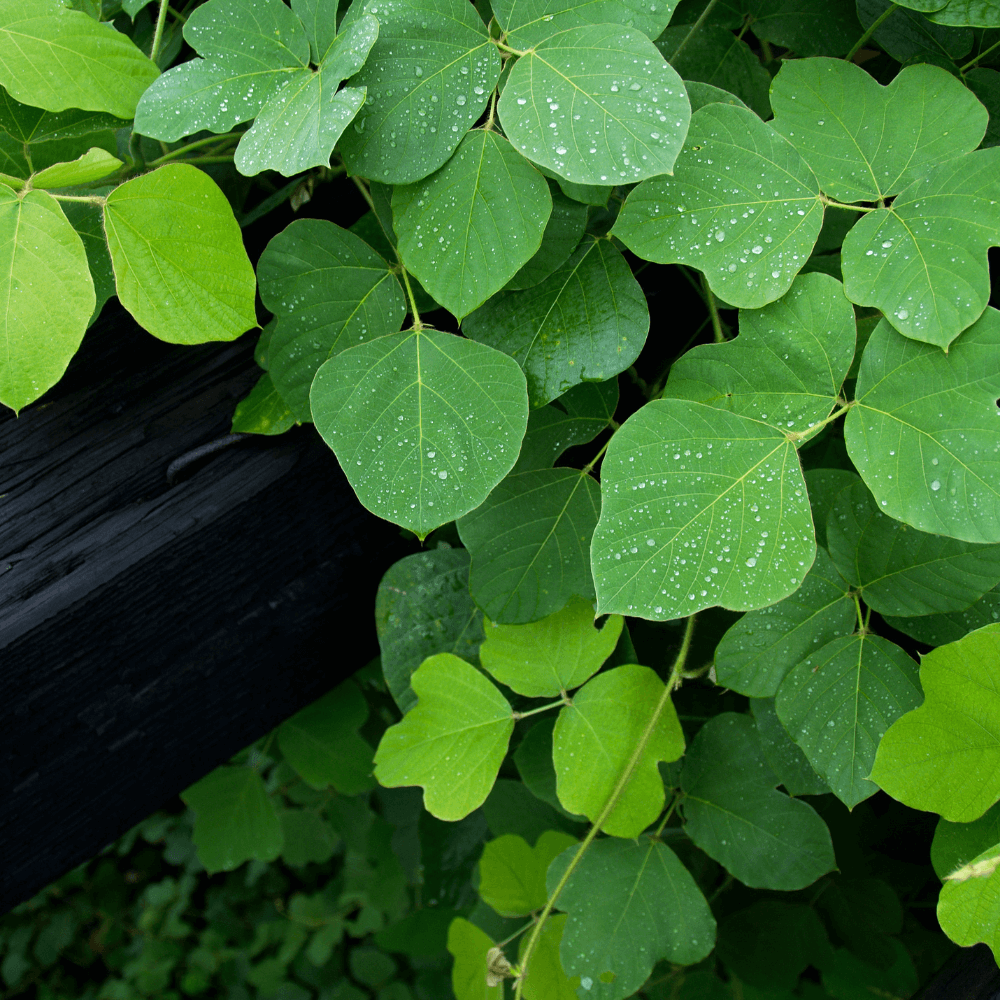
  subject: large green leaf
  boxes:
[505,188,588,292]
[59,195,116,328]
[750,698,830,796]
[844,311,1000,544]
[932,801,1000,879]
[775,633,922,809]
[374,652,514,820]
[497,24,690,186]
[805,467,861,548]
[612,103,823,309]
[856,0,973,60]
[553,664,685,836]
[494,0,676,48]
[517,913,576,1000]
[744,0,862,56]
[0,86,128,143]
[463,237,649,407]
[549,835,716,1000]
[0,186,94,413]
[310,328,529,538]
[592,398,816,620]
[937,840,1000,962]
[392,129,552,320]
[338,0,500,184]
[477,831,577,916]
[103,164,257,344]
[256,218,405,422]
[871,623,1000,822]
[457,470,602,624]
[230,372,297,435]
[448,918,503,1000]
[30,147,122,189]
[680,712,836,889]
[0,0,158,118]
[886,584,1000,647]
[929,0,1000,25]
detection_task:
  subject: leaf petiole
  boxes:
[512,698,568,720]
[668,0,721,62]
[147,132,243,167]
[845,3,897,62]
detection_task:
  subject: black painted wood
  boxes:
[0,301,413,914]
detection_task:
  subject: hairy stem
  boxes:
[48,193,108,205]
[512,698,568,721]
[149,0,171,64]
[668,0,721,62]
[785,400,854,442]
[845,4,896,62]
[961,37,1000,72]
[148,133,243,166]
[819,193,875,213]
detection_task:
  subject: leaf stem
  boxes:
[150,0,171,64]
[668,0,721,62]
[161,154,235,166]
[495,39,529,57]
[399,267,423,330]
[653,791,681,838]
[582,435,612,475]
[845,3,897,62]
[853,592,865,634]
[819,193,875,213]
[961,36,1000,72]
[702,273,726,344]
[497,919,536,949]
[47,193,108,205]
[147,132,243,166]
[512,698,568,721]
[784,400,854,442]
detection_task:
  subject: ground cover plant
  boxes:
[5,0,1000,995]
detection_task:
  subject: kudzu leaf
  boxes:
[448,918,503,1000]
[514,717,585,818]
[805,467,860,549]
[0,86,128,143]
[775,633,921,809]
[279,808,339,867]
[463,237,648,407]
[841,147,1000,349]
[770,59,986,204]
[181,766,283,873]
[494,0,675,47]
[374,653,514,820]
[59,195,116,328]
[478,595,622,696]
[375,547,484,713]
[231,372,297,435]
[929,0,1000,25]
[498,24,690,186]
[612,104,823,309]
[820,941,919,1000]
[750,698,830,797]
[856,0,973,59]
[683,79,749,114]
[505,188,588,291]
[257,218,405,422]
[826,479,1000,616]
[715,549,854,698]
[291,0,340,63]
[30,147,122,189]
[310,328,529,538]
[338,0,500,184]
[932,801,1000,879]
[517,913,576,1000]
[664,272,855,435]
[393,130,552,320]
[548,835,716,1000]
[744,0,862,56]
[844,311,1000,544]
[886,584,1000,647]
[937,840,1000,961]
[871,623,1000,822]
[966,68,1000,148]
[813,876,904,968]
[477,831,577,916]
[103,164,257,344]
[457,470,602,624]
[482,777,579,840]
[0,187,94,414]
[0,133,29,182]
[680,712,836,889]
[592,399,816,620]
[553,664,685,836]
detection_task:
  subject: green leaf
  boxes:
[680,712,836,889]
[612,104,823,309]
[683,79,749,114]
[928,1,1000,25]
[885,583,1000,646]
[30,147,122,189]
[338,0,500,185]
[856,0,972,60]
[548,835,716,999]
[715,548,855,698]
[180,767,283,873]
[826,479,1000,616]
[966,67,1000,148]
[0,187,94,414]
[591,398,816,620]
[373,652,514,820]
[775,633,922,809]
[937,840,1000,960]
[103,164,257,345]
[750,697,831,797]
[663,272,855,435]
[870,622,1000,822]
[375,547,485,714]
[493,0,676,48]
[744,0,862,57]
[457,470,602,624]
[278,680,376,795]
[462,237,649,407]
[844,311,1000,543]
[517,913,576,1000]
[477,830,577,915]
[478,595,622,696]
[0,86,128,143]
[59,194,116,328]
[0,0,158,118]
[804,467,860,549]
[505,188,588,291]
[497,24,690,185]
[231,372,297,435]
[257,218,405,422]
[483,777,580,839]
[447,918,503,1000]
[291,0,340,63]
[279,809,339,867]
[553,663,685,836]
[514,716,586,818]
[820,941,919,1000]
[392,129,552,320]
[932,801,1000,879]
[770,59,986,204]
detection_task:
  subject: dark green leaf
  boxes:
[750,697,831,796]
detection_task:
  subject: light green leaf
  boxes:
[0,186,94,414]
[929,0,1000,25]
[311,328,528,538]
[612,103,823,309]
[257,218,405,422]
[493,0,676,48]
[373,652,514,820]
[553,663,685,836]
[449,918,503,1000]
[498,24,690,186]
[517,913,576,1000]
[457,470,602,624]
[826,479,1000,616]
[180,766,283,873]
[664,271,855,435]
[870,623,1000,822]
[291,0,340,62]
[59,194,116,328]
[745,0,862,57]
[478,831,577,916]
[841,147,1000,349]
[478,594,622,696]
[548,835,716,1000]
[103,164,257,344]
[0,86,128,143]
[750,697,830,797]
[231,372,297,435]
[775,633,922,809]
[885,584,1000,647]
[505,187,588,292]
[680,712,836,889]
[715,548,855,698]
[591,398,816,620]
[937,840,1000,960]
[30,147,122,189]
[338,0,500,184]
[279,809,339,867]
[393,129,553,320]
[844,311,1000,543]
[0,0,158,118]
[932,801,1000,879]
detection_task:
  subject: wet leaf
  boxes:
[750,698,831,797]
[885,583,1000,646]
[494,0,676,48]
[505,188,588,291]
[0,86,128,143]
[231,372,297,435]
[745,0,862,57]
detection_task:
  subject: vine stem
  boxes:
[582,436,612,475]
[149,0,171,65]
[961,37,1000,72]
[147,133,243,167]
[512,697,568,721]
[667,0,721,62]
[702,273,725,344]
[48,193,108,205]
[819,194,875,213]
[845,3,897,62]
[512,615,698,998]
